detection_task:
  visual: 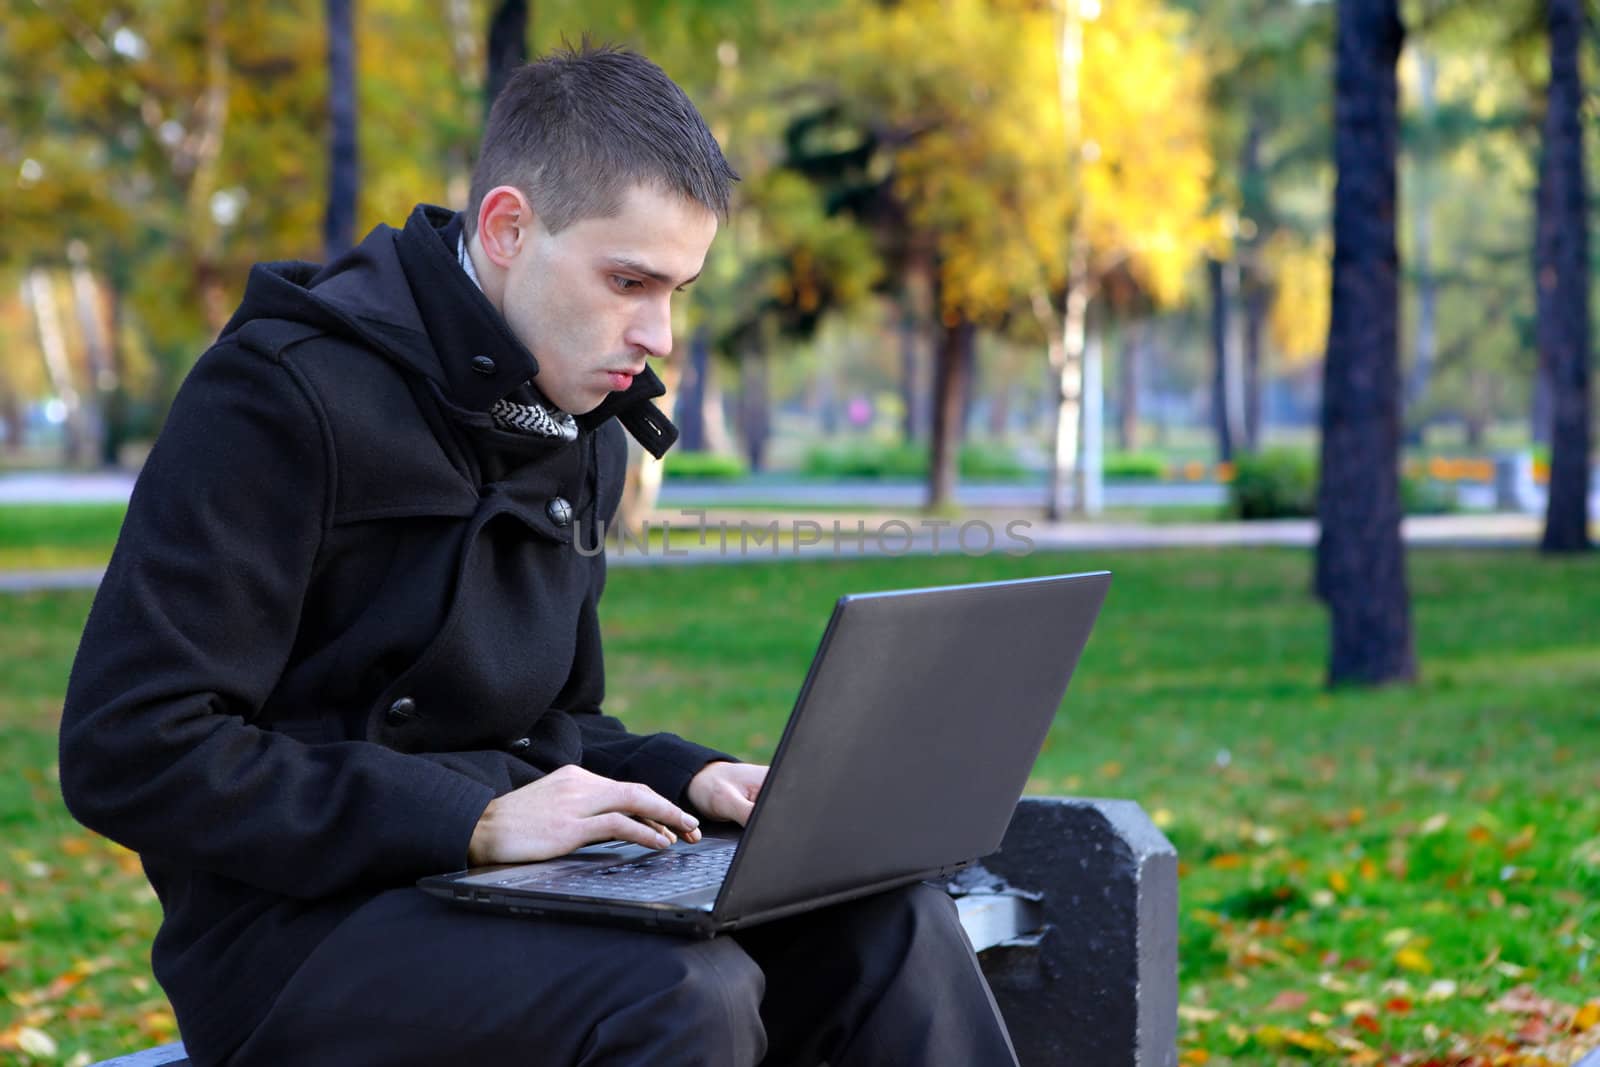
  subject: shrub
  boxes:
[1401,473,1458,515]
[662,451,748,480]
[1103,451,1167,481]
[1228,450,1459,519]
[800,441,1028,480]
[1228,450,1316,519]
[802,441,924,479]
[958,443,1028,480]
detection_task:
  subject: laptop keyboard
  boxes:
[497,844,736,902]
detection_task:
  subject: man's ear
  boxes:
[476,186,535,269]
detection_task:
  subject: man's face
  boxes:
[498,182,717,415]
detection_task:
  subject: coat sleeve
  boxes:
[59,341,496,898]
[563,421,739,806]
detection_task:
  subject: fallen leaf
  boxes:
[1281,1028,1336,1052]
[1423,979,1458,1002]
[1267,990,1308,1012]
[17,1026,58,1057]
[1395,947,1433,974]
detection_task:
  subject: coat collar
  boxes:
[392,205,678,458]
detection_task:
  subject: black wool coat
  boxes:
[58,205,734,1066]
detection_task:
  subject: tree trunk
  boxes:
[702,361,733,456]
[1208,258,1237,462]
[25,269,87,466]
[1243,279,1267,452]
[1034,282,1086,521]
[988,381,1011,439]
[674,325,709,452]
[67,242,114,467]
[1537,0,1594,553]
[928,313,974,511]
[1118,320,1141,452]
[739,329,771,473]
[961,328,979,438]
[1239,110,1269,454]
[444,0,479,208]
[1081,314,1104,515]
[323,0,358,261]
[486,0,530,113]
[898,297,922,442]
[187,1,232,340]
[1315,0,1417,686]
[0,392,22,452]
[1405,46,1438,445]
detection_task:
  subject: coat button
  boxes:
[470,355,497,375]
[385,697,417,725]
[509,737,532,752]
[546,496,573,527]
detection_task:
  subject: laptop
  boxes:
[418,570,1111,938]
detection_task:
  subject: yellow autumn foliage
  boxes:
[803,0,1218,322]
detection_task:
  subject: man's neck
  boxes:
[462,229,506,312]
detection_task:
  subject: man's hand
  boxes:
[686,761,768,827]
[467,764,702,866]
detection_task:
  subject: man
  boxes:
[60,45,1018,1066]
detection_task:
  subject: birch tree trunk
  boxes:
[68,242,115,466]
[26,270,88,466]
[1405,46,1438,443]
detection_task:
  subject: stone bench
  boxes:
[91,797,1178,1067]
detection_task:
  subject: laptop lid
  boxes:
[709,570,1110,927]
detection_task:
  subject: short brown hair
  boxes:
[467,43,739,236]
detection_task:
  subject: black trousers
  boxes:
[222,882,1019,1066]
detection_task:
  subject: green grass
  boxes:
[3,548,1599,1062]
[0,506,127,571]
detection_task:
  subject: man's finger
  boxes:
[587,812,673,850]
[724,788,758,827]
[632,816,675,843]
[603,779,700,835]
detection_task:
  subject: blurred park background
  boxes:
[1,0,1598,1064]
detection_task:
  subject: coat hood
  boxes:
[218,204,679,458]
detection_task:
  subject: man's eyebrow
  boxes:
[604,255,700,288]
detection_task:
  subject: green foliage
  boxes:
[1228,449,1318,519]
[662,451,748,481]
[800,440,1025,480]
[1103,451,1168,481]
[1222,447,1465,518]
[1228,452,1464,519]
[1401,473,1460,516]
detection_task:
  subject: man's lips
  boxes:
[605,368,644,389]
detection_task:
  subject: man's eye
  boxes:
[613,276,643,292]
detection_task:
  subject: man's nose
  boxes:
[626,299,674,359]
